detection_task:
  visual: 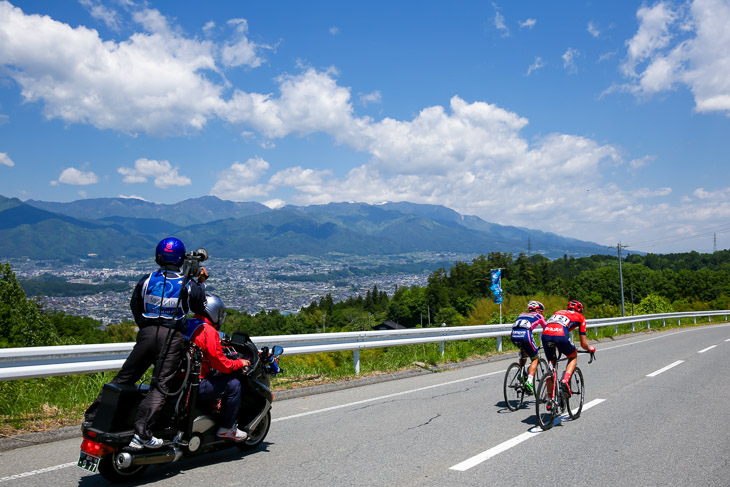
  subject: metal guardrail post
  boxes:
[439,323,446,357]
[632,321,635,332]
[663,319,666,327]
[497,336,502,353]
[647,320,650,329]
[694,316,697,324]
[353,349,360,375]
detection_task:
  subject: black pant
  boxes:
[85,325,185,439]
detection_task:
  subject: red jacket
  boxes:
[188,315,245,379]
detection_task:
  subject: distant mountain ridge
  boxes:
[0,195,611,260]
[26,195,271,227]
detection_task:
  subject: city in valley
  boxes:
[9,253,477,325]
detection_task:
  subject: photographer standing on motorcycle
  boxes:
[185,294,251,441]
[84,237,208,450]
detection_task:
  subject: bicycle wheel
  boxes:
[535,374,556,430]
[567,367,585,420]
[503,363,525,411]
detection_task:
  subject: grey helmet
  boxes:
[204,294,227,327]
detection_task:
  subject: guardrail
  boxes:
[0,310,727,380]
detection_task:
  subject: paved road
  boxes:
[1,324,728,486]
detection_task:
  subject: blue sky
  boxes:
[1,0,729,254]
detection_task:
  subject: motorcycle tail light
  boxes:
[80,438,115,456]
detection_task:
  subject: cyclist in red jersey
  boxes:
[541,300,596,398]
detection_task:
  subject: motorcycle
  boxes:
[78,332,283,483]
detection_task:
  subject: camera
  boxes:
[181,248,209,280]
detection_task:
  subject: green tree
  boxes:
[635,294,674,315]
[0,262,59,347]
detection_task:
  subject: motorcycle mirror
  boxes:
[272,345,284,356]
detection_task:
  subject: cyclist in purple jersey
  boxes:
[509,300,547,394]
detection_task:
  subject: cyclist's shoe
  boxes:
[545,398,553,411]
[524,381,534,395]
[560,380,572,398]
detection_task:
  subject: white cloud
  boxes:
[587,21,600,38]
[359,90,382,106]
[56,167,98,185]
[263,198,286,209]
[118,194,148,200]
[616,0,730,115]
[118,158,191,188]
[221,18,268,68]
[562,48,581,73]
[493,3,509,36]
[519,18,536,29]
[629,155,656,169]
[0,152,14,166]
[210,157,273,201]
[329,26,340,35]
[526,56,545,76]
[622,3,678,78]
[221,67,357,139]
[0,2,227,135]
[79,0,123,31]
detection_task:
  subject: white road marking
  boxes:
[0,462,76,483]
[449,398,606,471]
[273,369,505,422]
[698,345,717,353]
[647,360,684,377]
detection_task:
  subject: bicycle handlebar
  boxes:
[578,349,596,364]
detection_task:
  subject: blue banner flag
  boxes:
[490,270,503,304]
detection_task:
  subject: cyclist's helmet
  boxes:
[567,300,584,314]
[527,300,545,314]
[204,294,227,328]
[155,237,186,268]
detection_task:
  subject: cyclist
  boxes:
[541,300,596,400]
[509,300,547,394]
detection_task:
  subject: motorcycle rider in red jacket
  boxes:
[185,294,251,441]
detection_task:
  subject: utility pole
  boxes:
[630,285,635,315]
[609,243,628,316]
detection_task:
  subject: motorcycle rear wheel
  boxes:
[98,454,148,483]
[236,410,271,451]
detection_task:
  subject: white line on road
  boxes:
[647,360,684,377]
[0,462,76,484]
[273,369,505,422]
[449,398,606,471]
[698,345,717,353]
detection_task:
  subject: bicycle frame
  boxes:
[536,347,593,430]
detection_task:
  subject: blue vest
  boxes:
[141,270,188,323]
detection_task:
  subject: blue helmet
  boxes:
[155,237,186,267]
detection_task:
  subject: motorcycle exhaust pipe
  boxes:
[116,447,183,468]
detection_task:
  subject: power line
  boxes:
[628,222,730,249]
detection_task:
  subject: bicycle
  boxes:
[503,347,549,412]
[535,347,595,430]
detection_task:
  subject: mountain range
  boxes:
[0,195,610,261]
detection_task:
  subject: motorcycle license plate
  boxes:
[77,451,100,473]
